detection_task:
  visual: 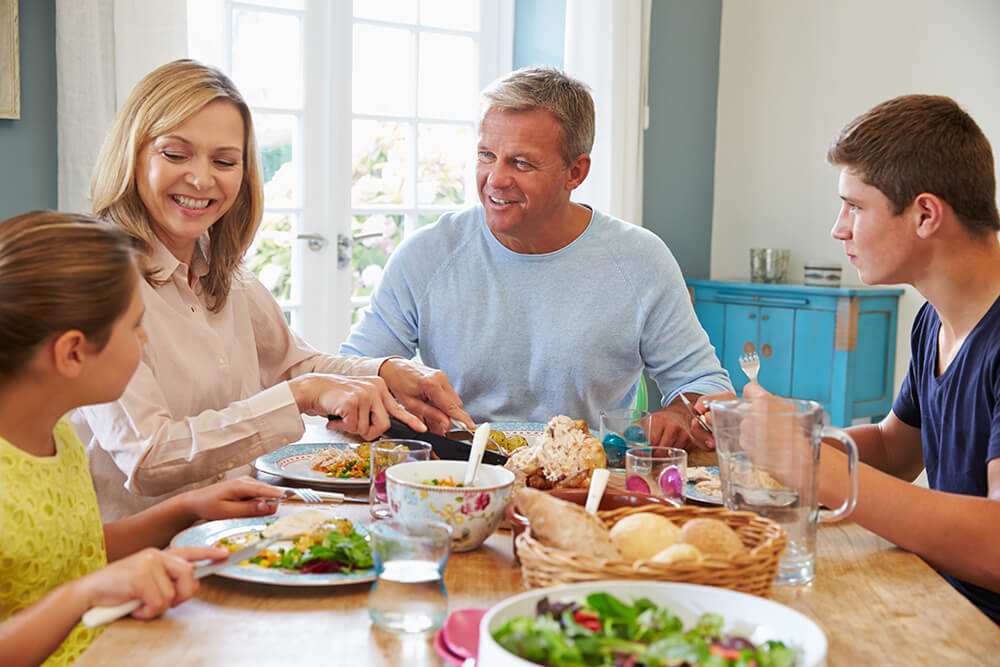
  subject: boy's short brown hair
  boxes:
[827,94,1000,234]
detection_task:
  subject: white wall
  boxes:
[712,0,1000,394]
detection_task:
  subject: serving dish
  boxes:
[253,443,369,489]
[171,517,376,587]
[505,487,681,560]
[386,460,515,552]
[478,580,827,666]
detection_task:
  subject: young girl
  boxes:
[0,211,284,666]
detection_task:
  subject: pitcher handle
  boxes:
[817,425,858,522]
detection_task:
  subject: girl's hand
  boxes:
[288,373,426,440]
[182,476,282,522]
[75,546,226,620]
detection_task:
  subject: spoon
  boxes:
[584,468,610,515]
[464,423,490,487]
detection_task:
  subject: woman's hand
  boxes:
[74,546,226,620]
[377,358,474,435]
[288,373,426,440]
[181,476,282,522]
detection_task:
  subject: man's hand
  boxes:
[378,358,474,434]
[649,402,695,448]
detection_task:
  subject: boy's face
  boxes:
[831,168,917,285]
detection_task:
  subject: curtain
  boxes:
[563,0,651,226]
[56,0,188,214]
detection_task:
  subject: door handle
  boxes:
[760,344,772,358]
[296,233,328,251]
[743,342,755,354]
[329,232,385,268]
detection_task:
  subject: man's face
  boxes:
[831,168,916,285]
[476,108,579,249]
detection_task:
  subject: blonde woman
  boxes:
[77,59,471,520]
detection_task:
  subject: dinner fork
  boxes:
[739,352,761,385]
[270,487,367,504]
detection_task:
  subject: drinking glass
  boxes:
[710,397,859,586]
[625,446,687,502]
[599,408,652,470]
[368,519,452,633]
[370,439,432,520]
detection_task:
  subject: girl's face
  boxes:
[135,100,246,263]
[84,276,148,405]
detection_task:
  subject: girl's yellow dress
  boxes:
[0,418,107,665]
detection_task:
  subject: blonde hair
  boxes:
[480,66,595,166]
[90,59,263,311]
[0,211,137,385]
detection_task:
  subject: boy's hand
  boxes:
[182,477,282,522]
[691,391,738,448]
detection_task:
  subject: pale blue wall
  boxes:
[642,0,721,281]
[513,0,564,68]
[0,0,57,220]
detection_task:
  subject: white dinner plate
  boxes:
[171,516,376,587]
[253,442,369,489]
[479,580,827,666]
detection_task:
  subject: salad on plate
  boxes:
[492,592,797,667]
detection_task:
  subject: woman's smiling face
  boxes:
[135,99,245,262]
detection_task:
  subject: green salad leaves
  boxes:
[492,593,797,667]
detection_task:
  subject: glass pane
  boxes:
[418,33,477,120]
[246,212,295,301]
[352,120,412,206]
[353,24,415,116]
[420,0,479,31]
[418,123,472,206]
[351,214,403,302]
[239,0,304,10]
[353,0,417,24]
[254,113,299,208]
[232,9,302,108]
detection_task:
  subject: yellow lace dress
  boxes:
[0,418,107,665]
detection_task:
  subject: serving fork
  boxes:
[739,352,761,385]
[450,418,510,456]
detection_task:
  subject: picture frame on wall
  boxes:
[0,0,19,120]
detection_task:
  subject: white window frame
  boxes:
[190,0,513,352]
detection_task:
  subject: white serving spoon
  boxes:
[464,423,491,487]
[585,468,611,515]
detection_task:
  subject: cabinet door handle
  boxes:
[743,342,755,354]
[761,344,772,358]
[762,314,769,321]
[749,313,756,319]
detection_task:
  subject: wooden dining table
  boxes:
[74,471,1000,667]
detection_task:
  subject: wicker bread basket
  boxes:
[516,504,786,598]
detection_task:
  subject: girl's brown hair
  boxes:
[0,211,137,384]
[90,59,263,311]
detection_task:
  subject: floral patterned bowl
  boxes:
[385,460,515,552]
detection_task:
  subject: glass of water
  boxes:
[625,446,687,502]
[368,518,452,634]
[600,408,652,470]
[369,439,432,520]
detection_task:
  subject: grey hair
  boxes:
[480,66,595,165]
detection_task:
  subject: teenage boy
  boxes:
[700,94,1000,624]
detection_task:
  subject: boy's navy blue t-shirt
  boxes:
[893,297,1000,624]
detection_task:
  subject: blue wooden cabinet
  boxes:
[686,280,904,426]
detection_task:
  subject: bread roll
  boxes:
[515,488,620,560]
[650,542,703,565]
[608,512,680,562]
[678,518,745,557]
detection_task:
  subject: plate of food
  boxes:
[171,509,375,587]
[253,442,371,488]
[479,580,826,666]
[686,465,723,505]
